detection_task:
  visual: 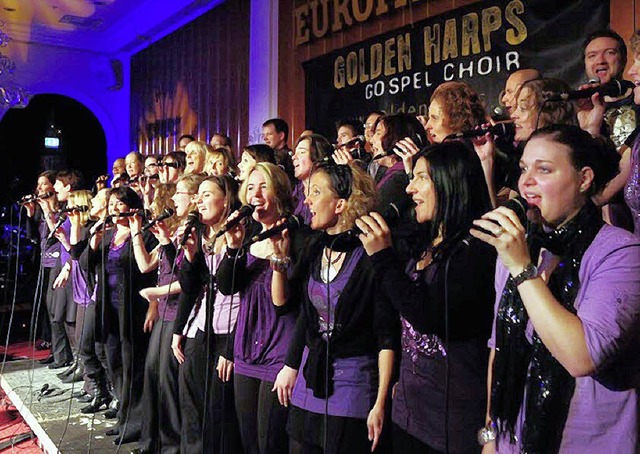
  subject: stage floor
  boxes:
[0,345,129,453]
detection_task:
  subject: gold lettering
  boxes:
[334,56,346,89]
[423,24,441,65]
[375,0,389,16]
[371,43,383,79]
[332,0,353,32]
[397,33,412,72]
[461,13,480,56]
[442,19,458,61]
[359,48,370,82]
[294,4,310,45]
[384,38,397,76]
[352,0,374,22]
[481,6,502,52]
[346,51,358,85]
[310,0,330,39]
[505,0,527,45]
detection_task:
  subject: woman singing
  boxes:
[358,141,496,453]
[272,161,399,453]
[217,163,298,454]
[471,125,640,453]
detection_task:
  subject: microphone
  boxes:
[243,215,302,247]
[57,205,89,214]
[114,209,146,218]
[544,79,634,102]
[462,196,529,247]
[141,208,175,232]
[490,105,510,121]
[47,214,68,240]
[335,135,365,149]
[444,123,511,141]
[180,210,201,247]
[214,205,255,238]
[347,203,401,237]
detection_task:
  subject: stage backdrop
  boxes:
[130,0,249,155]
[303,0,609,138]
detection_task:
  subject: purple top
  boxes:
[292,181,312,225]
[376,161,404,189]
[39,217,60,268]
[291,248,376,418]
[157,245,182,322]
[488,225,640,453]
[71,261,91,306]
[624,138,640,237]
[233,253,298,382]
[106,238,128,308]
[58,218,71,266]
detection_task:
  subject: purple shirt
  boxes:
[488,225,640,453]
[156,246,182,322]
[233,253,298,382]
[71,261,91,306]
[291,248,377,419]
[292,181,312,226]
[624,138,640,237]
[39,217,60,268]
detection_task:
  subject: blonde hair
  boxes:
[150,183,179,233]
[205,146,238,176]
[630,31,640,59]
[67,189,93,225]
[184,140,208,174]
[240,163,293,217]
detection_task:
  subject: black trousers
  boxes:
[47,265,75,363]
[234,373,289,454]
[79,303,108,376]
[32,267,51,343]
[179,330,243,454]
[139,319,180,454]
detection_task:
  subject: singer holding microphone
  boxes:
[470,125,640,453]
[80,187,158,445]
[357,141,496,453]
[271,161,399,453]
[172,174,243,453]
[217,162,298,454]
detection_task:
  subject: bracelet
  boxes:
[477,421,497,446]
[270,255,291,273]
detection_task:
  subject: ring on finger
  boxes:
[494,226,505,236]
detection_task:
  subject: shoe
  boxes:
[104,408,118,419]
[71,389,89,399]
[61,369,84,384]
[106,428,120,437]
[39,355,54,365]
[77,393,93,403]
[48,360,72,369]
[130,448,151,454]
[113,429,140,445]
[35,341,51,351]
[56,363,77,379]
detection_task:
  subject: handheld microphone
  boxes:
[444,123,511,140]
[180,211,201,247]
[141,208,175,232]
[347,203,401,237]
[490,105,510,122]
[47,214,68,240]
[544,79,634,102]
[243,215,302,247]
[335,135,365,149]
[462,196,529,247]
[115,209,146,218]
[19,191,55,204]
[214,205,255,238]
[57,205,89,214]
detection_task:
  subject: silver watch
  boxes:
[512,262,538,286]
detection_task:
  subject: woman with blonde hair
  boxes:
[206,145,238,177]
[185,140,208,175]
[217,162,298,453]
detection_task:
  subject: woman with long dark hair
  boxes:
[357,141,497,453]
[81,187,157,446]
[472,125,640,453]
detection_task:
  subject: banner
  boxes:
[303,0,610,137]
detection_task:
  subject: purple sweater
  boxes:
[489,225,640,453]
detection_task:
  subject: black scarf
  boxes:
[491,202,603,453]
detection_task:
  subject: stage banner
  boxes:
[303,0,610,137]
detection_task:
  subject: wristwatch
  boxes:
[512,262,538,286]
[477,421,497,446]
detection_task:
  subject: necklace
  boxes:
[321,248,343,283]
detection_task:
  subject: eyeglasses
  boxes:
[159,162,180,169]
[175,191,194,196]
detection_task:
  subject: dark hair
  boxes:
[127,151,144,164]
[295,134,334,163]
[366,110,385,119]
[56,169,83,191]
[178,134,195,142]
[583,28,628,70]
[243,144,276,164]
[529,124,620,197]
[517,78,577,129]
[164,151,187,169]
[263,118,289,142]
[335,119,364,137]
[211,132,232,148]
[202,174,240,221]
[380,113,429,155]
[38,170,57,186]
[107,186,143,210]
[412,142,492,244]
